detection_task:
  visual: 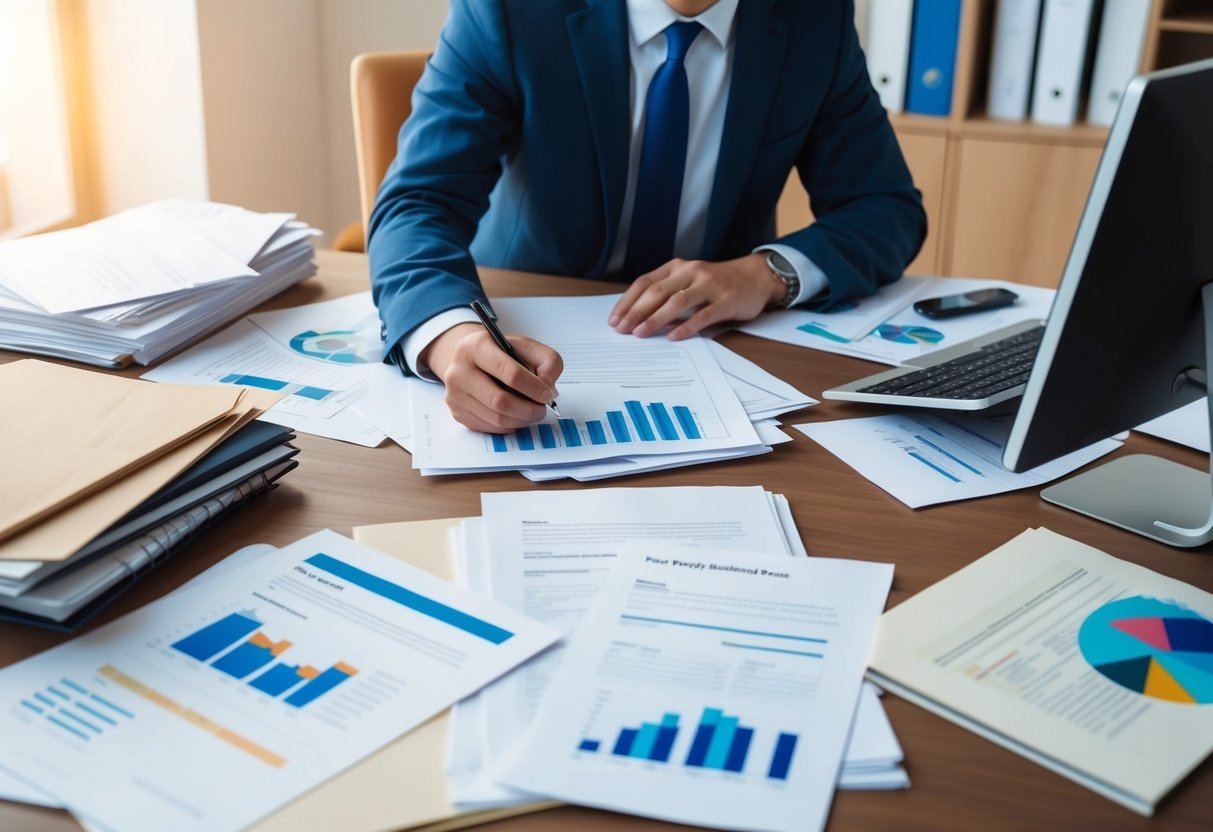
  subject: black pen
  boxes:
[469,300,562,417]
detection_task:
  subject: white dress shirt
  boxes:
[401,0,825,377]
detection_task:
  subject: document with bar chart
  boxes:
[410,295,761,470]
[502,544,893,832]
[0,530,558,832]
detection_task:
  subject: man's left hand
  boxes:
[608,253,784,340]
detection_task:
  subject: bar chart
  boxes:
[488,399,705,453]
[219,372,335,402]
[577,706,799,780]
[19,675,134,743]
[171,611,358,708]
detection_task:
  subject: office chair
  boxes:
[332,50,430,253]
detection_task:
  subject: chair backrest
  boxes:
[351,50,430,248]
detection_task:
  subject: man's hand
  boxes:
[422,322,563,433]
[608,253,785,340]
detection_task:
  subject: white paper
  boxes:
[0,530,558,832]
[501,544,893,832]
[1135,399,1210,453]
[449,487,800,806]
[410,295,760,470]
[707,340,817,420]
[795,411,1123,508]
[0,765,60,808]
[736,275,935,346]
[0,212,256,314]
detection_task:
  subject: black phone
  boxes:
[912,288,1018,319]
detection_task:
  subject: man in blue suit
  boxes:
[370,0,926,432]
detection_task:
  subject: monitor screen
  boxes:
[1002,58,1213,546]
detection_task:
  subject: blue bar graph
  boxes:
[490,434,508,452]
[538,424,557,449]
[559,419,582,447]
[219,373,334,401]
[515,427,535,450]
[673,406,701,439]
[647,403,679,440]
[212,639,280,679]
[581,706,797,779]
[172,611,262,661]
[607,411,632,442]
[625,400,656,441]
[586,420,608,445]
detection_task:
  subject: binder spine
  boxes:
[866,0,915,114]
[987,0,1043,121]
[905,0,964,117]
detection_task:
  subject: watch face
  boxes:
[767,251,795,277]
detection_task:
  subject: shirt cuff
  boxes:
[400,307,482,380]
[754,244,828,307]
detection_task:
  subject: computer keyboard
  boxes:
[822,321,1046,411]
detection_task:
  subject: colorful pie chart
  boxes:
[1077,596,1213,705]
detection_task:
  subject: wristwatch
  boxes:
[764,250,800,309]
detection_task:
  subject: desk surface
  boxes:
[3,250,1210,832]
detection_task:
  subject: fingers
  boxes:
[510,336,565,390]
[440,328,562,432]
[611,254,776,339]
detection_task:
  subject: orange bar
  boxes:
[298,665,322,679]
[334,661,359,676]
[249,632,293,656]
[99,664,287,768]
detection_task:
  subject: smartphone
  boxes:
[913,288,1018,319]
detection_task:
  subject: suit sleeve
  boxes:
[777,1,928,308]
[367,0,518,364]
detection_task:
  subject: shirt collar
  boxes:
[625,0,739,51]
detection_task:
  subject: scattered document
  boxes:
[795,411,1123,507]
[501,544,894,832]
[410,295,760,471]
[737,276,1055,368]
[706,340,817,420]
[737,274,934,347]
[0,530,559,832]
[1135,399,1210,453]
[448,487,804,806]
[143,292,388,446]
[868,527,1213,815]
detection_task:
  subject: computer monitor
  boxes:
[1002,58,1213,548]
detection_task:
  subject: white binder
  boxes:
[1030,0,1097,126]
[987,0,1042,121]
[1087,0,1151,126]
[866,0,914,114]
[854,0,873,52]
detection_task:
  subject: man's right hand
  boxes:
[421,322,564,433]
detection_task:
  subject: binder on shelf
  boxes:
[866,0,915,114]
[987,0,1043,121]
[1086,0,1151,126]
[905,0,962,117]
[1030,0,1098,126]
[854,0,873,53]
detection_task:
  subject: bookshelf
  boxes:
[777,0,1213,288]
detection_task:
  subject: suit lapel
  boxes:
[566,0,630,276]
[703,0,787,258]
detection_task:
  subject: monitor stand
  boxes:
[1040,283,1213,549]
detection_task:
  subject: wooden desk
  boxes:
[2,250,1210,832]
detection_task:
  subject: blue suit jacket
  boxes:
[369,0,926,359]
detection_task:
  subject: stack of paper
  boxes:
[0,530,559,832]
[0,199,319,368]
[356,294,815,478]
[0,360,288,628]
[443,487,908,817]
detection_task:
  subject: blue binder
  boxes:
[906,0,963,116]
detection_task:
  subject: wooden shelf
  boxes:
[950,116,1109,147]
[1159,14,1213,35]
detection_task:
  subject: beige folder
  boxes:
[251,518,557,832]
[0,360,246,543]
[0,385,280,562]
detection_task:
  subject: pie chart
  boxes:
[1077,596,1213,705]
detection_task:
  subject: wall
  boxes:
[79,0,209,215]
[317,0,447,241]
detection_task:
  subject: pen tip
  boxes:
[550,403,562,418]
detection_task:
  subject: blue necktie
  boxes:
[623,21,703,278]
